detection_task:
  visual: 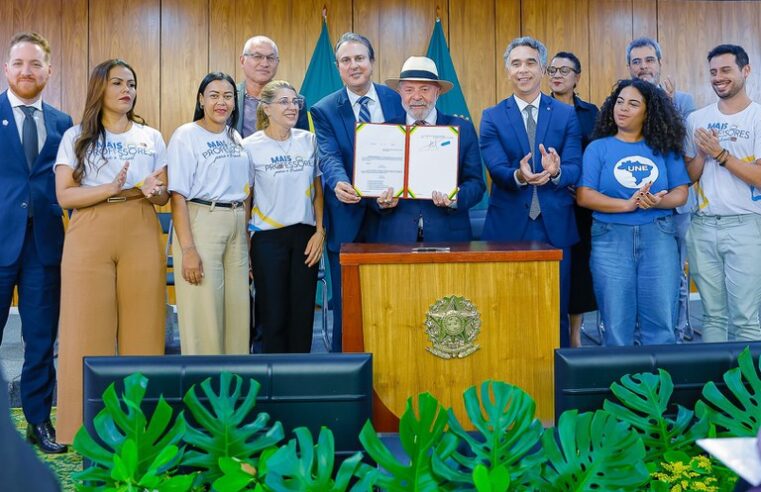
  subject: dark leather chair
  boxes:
[554,342,761,422]
[82,353,372,457]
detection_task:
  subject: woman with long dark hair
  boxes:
[242,80,324,353]
[577,78,690,346]
[54,59,168,443]
[167,72,251,355]
[548,51,599,347]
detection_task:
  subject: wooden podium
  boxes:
[341,242,561,431]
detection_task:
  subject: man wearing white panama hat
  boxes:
[373,56,485,242]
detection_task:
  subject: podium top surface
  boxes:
[340,241,562,265]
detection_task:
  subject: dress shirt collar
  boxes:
[405,108,437,126]
[347,83,378,107]
[514,93,542,113]
[7,88,43,111]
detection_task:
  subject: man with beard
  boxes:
[311,32,404,352]
[684,44,761,342]
[627,37,696,342]
[0,32,72,453]
[374,56,485,241]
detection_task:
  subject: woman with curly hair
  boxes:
[54,59,168,442]
[577,78,690,346]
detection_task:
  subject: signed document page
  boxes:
[406,125,459,199]
[353,123,406,197]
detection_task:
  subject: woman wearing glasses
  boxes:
[548,52,599,347]
[577,79,689,346]
[242,80,324,353]
[167,72,251,355]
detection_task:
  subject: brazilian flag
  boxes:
[300,16,343,130]
[300,14,343,311]
[425,18,488,209]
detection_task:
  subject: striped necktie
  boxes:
[357,96,371,123]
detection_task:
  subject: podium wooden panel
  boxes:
[341,242,561,432]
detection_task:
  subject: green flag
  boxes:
[300,15,343,309]
[425,18,489,209]
[425,18,471,120]
[300,16,342,114]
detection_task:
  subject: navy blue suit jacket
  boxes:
[374,113,485,242]
[479,93,582,247]
[0,91,73,267]
[311,84,405,252]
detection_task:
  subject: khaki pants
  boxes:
[56,197,165,444]
[173,202,249,355]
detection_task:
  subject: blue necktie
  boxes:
[357,96,371,123]
[20,106,39,170]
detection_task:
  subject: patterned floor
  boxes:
[10,408,80,491]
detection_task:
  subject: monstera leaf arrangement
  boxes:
[73,348,761,491]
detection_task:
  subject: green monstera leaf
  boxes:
[537,409,649,491]
[182,372,285,485]
[72,373,191,490]
[603,370,709,461]
[431,380,543,488]
[359,392,449,491]
[696,347,761,437]
[265,426,364,491]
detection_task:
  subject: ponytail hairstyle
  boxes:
[193,71,239,142]
[256,80,297,130]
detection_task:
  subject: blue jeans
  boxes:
[590,217,679,346]
[686,214,761,342]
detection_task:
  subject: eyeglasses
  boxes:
[243,53,279,64]
[547,66,578,77]
[269,97,305,109]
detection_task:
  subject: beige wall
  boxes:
[2,0,759,140]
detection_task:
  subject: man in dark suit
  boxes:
[479,36,582,348]
[235,35,308,138]
[374,56,485,242]
[0,32,72,453]
[311,32,405,352]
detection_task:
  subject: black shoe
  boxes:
[26,421,68,454]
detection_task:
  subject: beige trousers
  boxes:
[173,202,250,355]
[56,197,165,444]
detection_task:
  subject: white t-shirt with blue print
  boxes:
[580,136,691,225]
[684,101,761,216]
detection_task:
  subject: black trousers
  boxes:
[252,223,318,353]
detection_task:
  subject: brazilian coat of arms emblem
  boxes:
[424,295,481,359]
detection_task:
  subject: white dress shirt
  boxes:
[347,84,386,123]
[7,88,46,152]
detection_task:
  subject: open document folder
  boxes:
[352,122,459,199]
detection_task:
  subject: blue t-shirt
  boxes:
[579,137,690,225]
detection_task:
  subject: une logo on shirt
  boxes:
[613,155,659,189]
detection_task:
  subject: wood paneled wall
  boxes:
[1,0,759,139]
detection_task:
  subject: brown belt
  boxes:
[105,189,145,203]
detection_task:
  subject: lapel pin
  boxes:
[2,120,8,126]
